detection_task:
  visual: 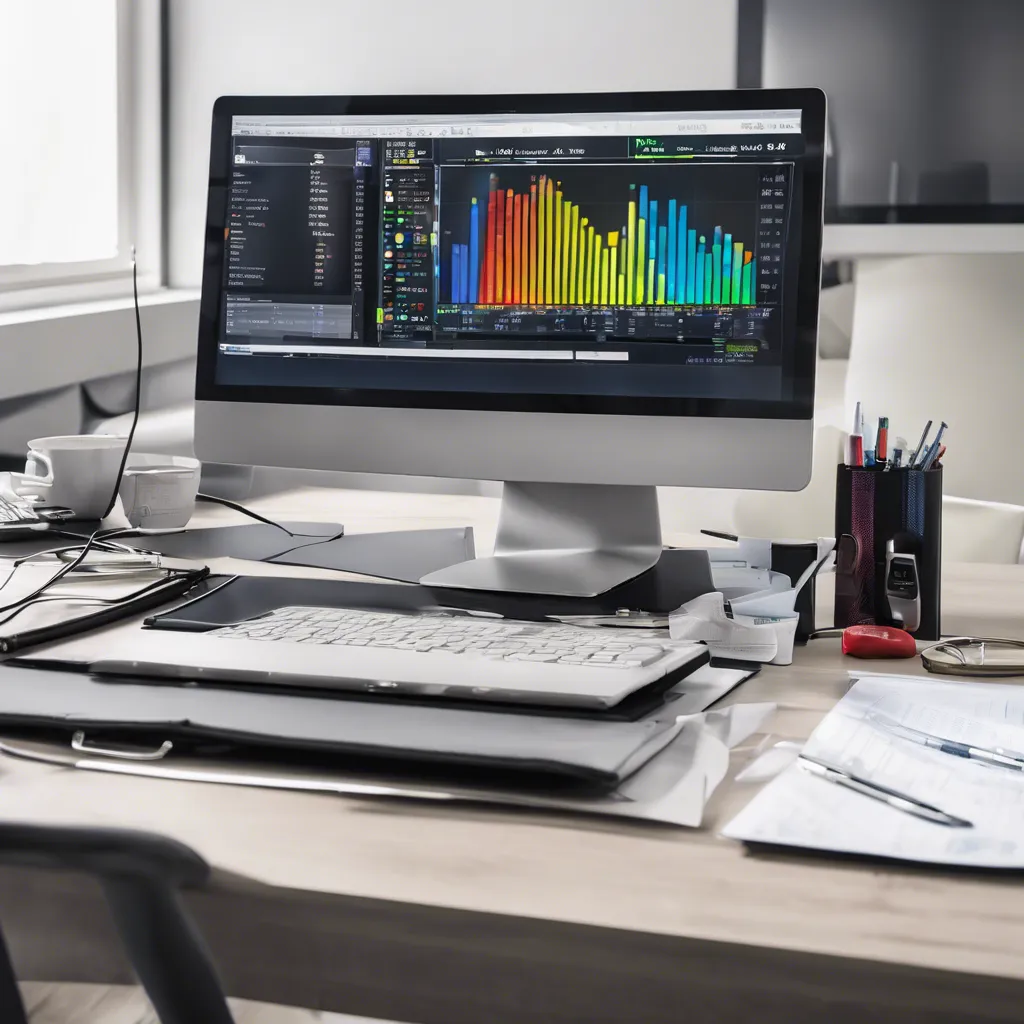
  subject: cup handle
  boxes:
[26,451,54,483]
[10,451,54,497]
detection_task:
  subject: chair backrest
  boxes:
[845,254,1024,506]
[0,823,234,1024]
[942,496,1024,565]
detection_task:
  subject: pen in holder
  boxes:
[834,465,942,641]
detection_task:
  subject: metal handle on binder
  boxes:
[71,731,173,761]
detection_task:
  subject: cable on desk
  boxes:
[0,526,162,617]
[0,566,204,632]
[194,493,297,535]
[195,494,344,541]
[0,565,211,653]
[99,248,144,521]
[11,536,149,568]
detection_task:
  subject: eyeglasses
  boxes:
[921,637,1024,678]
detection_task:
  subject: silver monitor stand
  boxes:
[419,481,661,597]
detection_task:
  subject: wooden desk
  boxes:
[2,489,1023,1024]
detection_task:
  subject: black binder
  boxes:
[0,661,708,790]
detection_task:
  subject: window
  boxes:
[0,0,160,311]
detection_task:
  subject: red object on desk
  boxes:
[842,624,917,659]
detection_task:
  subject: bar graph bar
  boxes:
[494,188,505,304]
[504,188,513,303]
[444,171,759,307]
[685,228,696,303]
[741,252,755,305]
[695,235,705,304]
[520,195,528,304]
[667,198,677,304]
[469,197,479,304]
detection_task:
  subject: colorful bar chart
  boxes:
[444,171,757,308]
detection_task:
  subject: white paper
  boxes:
[734,741,802,783]
[723,675,1024,867]
[495,701,775,827]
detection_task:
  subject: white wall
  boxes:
[167,0,738,287]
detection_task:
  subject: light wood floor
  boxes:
[21,983,403,1024]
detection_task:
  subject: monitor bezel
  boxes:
[196,88,826,421]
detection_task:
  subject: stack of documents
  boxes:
[724,674,1024,868]
[0,657,773,827]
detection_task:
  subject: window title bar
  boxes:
[232,110,803,139]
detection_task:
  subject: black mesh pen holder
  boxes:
[834,465,942,641]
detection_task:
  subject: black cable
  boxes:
[100,248,143,520]
[195,493,343,541]
[12,537,145,567]
[194,493,296,536]
[0,567,201,632]
[0,572,166,628]
[0,255,143,618]
[0,527,140,617]
[0,531,100,611]
[0,566,210,654]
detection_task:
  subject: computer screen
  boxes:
[198,93,823,419]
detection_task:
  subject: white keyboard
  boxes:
[214,605,676,669]
[92,603,708,709]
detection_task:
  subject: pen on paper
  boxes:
[866,709,1024,773]
[798,753,973,828]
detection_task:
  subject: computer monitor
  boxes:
[195,89,826,596]
[738,0,1024,256]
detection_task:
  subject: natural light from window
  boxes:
[0,0,119,267]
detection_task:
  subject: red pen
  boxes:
[848,433,863,467]
[875,416,888,463]
[848,401,864,467]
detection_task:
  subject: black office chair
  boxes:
[0,822,234,1024]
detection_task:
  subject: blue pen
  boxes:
[920,421,948,471]
[867,710,1024,772]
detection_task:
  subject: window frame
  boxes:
[0,0,162,313]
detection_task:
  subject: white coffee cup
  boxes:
[10,435,128,520]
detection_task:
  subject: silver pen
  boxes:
[866,710,1024,773]
[908,419,933,468]
[798,753,973,828]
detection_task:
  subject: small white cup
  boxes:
[732,610,801,666]
[118,453,201,529]
[10,435,128,520]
